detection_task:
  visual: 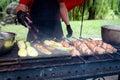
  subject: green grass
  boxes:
[0,25,28,41]
[1,19,120,41]
[62,19,120,38]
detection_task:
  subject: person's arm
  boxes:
[59,2,73,37]
[59,2,69,25]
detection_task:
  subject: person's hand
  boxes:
[66,25,73,37]
[17,10,31,27]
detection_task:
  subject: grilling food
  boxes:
[17,39,117,57]
[26,42,38,57]
[17,41,27,57]
[71,47,80,56]
[44,40,72,51]
[70,40,93,55]
[17,40,26,49]
[35,44,52,55]
[77,42,93,55]
[82,39,105,54]
[45,45,55,51]
[61,39,117,56]
[90,40,117,53]
[18,48,28,57]
[44,40,62,47]
[61,40,80,56]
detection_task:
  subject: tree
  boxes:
[88,0,96,19]
[119,0,120,12]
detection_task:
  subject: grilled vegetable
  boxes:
[44,40,72,51]
[17,40,26,49]
[18,48,27,57]
[17,41,27,57]
[44,40,62,47]
[53,46,72,51]
[26,41,38,57]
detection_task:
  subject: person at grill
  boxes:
[16,0,73,41]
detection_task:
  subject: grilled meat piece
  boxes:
[90,40,103,46]
[61,40,70,47]
[93,46,106,54]
[76,42,93,55]
[71,40,82,47]
[61,40,81,56]
[71,47,80,56]
[83,39,105,54]
[71,40,93,55]
[89,39,117,53]
[101,42,117,53]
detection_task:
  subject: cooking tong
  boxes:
[24,17,39,39]
[21,15,39,40]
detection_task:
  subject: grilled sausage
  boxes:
[36,44,52,55]
[45,45,55,51]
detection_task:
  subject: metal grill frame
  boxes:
[0,55,120,80]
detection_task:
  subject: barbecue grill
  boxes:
[1,0,120,80]
[0,43,120,80]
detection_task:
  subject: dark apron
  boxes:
[27,0,63,41]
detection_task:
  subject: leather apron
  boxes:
[27,0,63,41]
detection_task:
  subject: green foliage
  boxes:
[0,0,11,11]
[0,0,18,19]
[0,0,120,20]
[68,6,82,21]
[68,0,120,20]
[118,0,120,12]
[96,0,109,19]
[0,0,18,11]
